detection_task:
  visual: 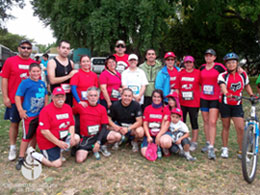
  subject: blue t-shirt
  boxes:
[16,78,48,117]
[41,59,48,75]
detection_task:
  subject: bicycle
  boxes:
[233,95,260,183]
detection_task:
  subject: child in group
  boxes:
[169,108,196,161]
[15,63,48,170]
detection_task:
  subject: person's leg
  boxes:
[208,108,219,146]
[221,118,231,147]
[159,134,172,149]
[141,136,148,157]
[189,107,199,143]
[201,111,210,143]
[76,150,88,163]
[232,117,244,151]
[9,122,19,146]
[132,127,144,141]
[106,131,121,144]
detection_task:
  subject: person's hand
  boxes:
[79,101,88,108]
[69,70,78,77]
[19,109,28,119]
[3,97,11,108]
[114,125,121,132]
[147,136,153,143]
[58,140,69,150]
[155,135,161,145]
[225,93,233,98]
[134,95,141,103]
[237,66,244,74]
[175,139,181,145]
[107,101,112,108]
[120,127,128,135]
[93,142,100,153]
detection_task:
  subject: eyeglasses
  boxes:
[20,46,32,50]
[116,44,126,48]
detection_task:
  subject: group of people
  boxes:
[1,39,259,170]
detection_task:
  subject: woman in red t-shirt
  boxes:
[99,55,122,109]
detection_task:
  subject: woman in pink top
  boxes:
[99,55,122,109]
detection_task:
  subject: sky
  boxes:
[5,0,56,45]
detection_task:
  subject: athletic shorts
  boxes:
[4,104,21,123]
[170,138,190,153]
[141,132,171,148]
[78,129,110,151]
[22,116,38,142]
[200,98,219,112]
[219,103,244,118]
[181,106,199,130]
[41,146,61,162]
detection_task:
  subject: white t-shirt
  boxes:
[121,68,148,104]
[169,120,189,133]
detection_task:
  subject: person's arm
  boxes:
[1,78,11,108]
[128,116,142,131]
[143,121,153,143]
[219,83,228,96]
[15,95,28,119]
[44,95,49,106]
[93,124,107,152]
[245,84,254,97]
[68,125,77,146]
[47,59,77,85]
[41,129,68,149]
[155,119,170,145]
[108,116,121,132]
[175,132,189,145]
[134,85,146,102]
[100,84,112,108]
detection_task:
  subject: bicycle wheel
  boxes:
[242,124,258,183]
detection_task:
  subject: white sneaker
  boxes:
[162,148,170,157]
[131,141,139,153]
[8,147,17,161]
[189,142,198,152]
[221,147,229,158]
[100,145,111,157]
[112,142,119,150]
[26,146,36,162]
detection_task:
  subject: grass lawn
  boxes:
[0,77,259,194]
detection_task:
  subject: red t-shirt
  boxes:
[1,55,36,103]
[36,102,75,150]
[143,105,170,137]
[218,71,249,105]
[200,62,226,100]
[70,69,98,105]
[73,103,108,137]
[99,70,122,101]
[113,54,129,72]
[168,68,179,90]
[176,69,200,107]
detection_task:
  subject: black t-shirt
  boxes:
[108,100,142,126]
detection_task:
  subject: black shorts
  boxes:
[181,106,199,130]
[4,104,21,123]
[170,138,190,153]
[78,129,110,151]
[200,98,219,112]
[219,103,244,118]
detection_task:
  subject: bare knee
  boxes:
[160,135,172,148]
[135,127,144,138]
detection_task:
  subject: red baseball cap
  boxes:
[184,56,195,63]
[171,108,183,117]
[166,91,179,99]
[164,52,176,59]
[52,87,65,96]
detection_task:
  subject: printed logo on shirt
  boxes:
[18,64,29,70]
[59,121,70,129]
[39,122,44,126]
[181,77,194,82]
[170,76,176,81]
[230,82,242,92]
[182,84,193,90]
[56,113,69,120]
[149,114,162,119]
[20,73,28,79]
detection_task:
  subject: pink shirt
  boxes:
[99,70,122,101]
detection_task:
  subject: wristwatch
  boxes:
[96,140,101,145]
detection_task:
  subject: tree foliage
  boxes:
[0,29,28,51]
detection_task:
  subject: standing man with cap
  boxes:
[1,40,36,161]
[155,52,180,101]
[139,49,162,109]
[121,54,148,105]
[47,40,78,106]
[113,40,129,73]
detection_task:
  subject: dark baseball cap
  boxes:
[19,40,32,46]
[205,49,216,56]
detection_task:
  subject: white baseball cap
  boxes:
[128,54,138,61]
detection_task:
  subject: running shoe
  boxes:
[93,152,101,160]
[15,157,24,170]
[162,148,170,157]
[8,147,16,161]
[190,142,198,152]
[185,153,197,161]
[26,146,36,162]
[100,145,111,157]
[131,141,139,153]
[112,142,119,150]
[208,147,216,160]
[220,147,229,158]
[201,142,209,153]
[237,151,242,160]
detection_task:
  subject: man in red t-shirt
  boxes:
[27,87,80,168]
[113,40,129,73]
[1,40,37,161]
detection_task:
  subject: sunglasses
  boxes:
[20,46,32,50]
[116,44,126,48]
[184,61,193,63]
[166,58,175,61]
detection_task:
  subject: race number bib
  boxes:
[87,125,100,135]
[203,85,214,95]
[111,89,120,99]
[149,122,161,136]
[59,130,69,139]
[181,91,193,100]
[61,84,71,93]
[116,61,128,73]
[121,123,131,128]
[128,85,140,95]
[81,91,88,100]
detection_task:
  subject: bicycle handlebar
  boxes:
[231,95,260,104]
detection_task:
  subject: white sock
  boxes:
[184,151,191,156]
[209,145,214,148]
[31,152,44,162]
[222,147,228,150]
[10,145,16,150]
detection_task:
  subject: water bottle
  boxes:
[92,145,100,160]
[157,146,162,159]
[64,133,71,151]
